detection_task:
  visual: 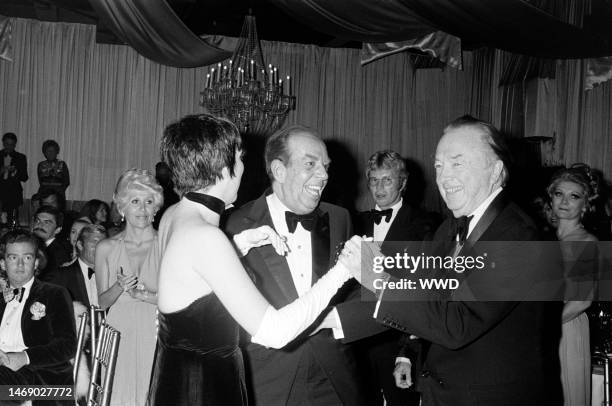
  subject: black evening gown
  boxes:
[147,293,247,406]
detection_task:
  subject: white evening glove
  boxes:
[251,262,351,349]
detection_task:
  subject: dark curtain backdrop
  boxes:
[1,18,610,214]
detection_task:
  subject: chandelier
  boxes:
[199,15,296,136]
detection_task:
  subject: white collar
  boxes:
[469,187,503,218]
[375,198,403,212]
[10,276,34,292]
[45,237,55,247]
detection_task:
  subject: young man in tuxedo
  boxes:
[48,224,107,307]
[338,116,563,406]
[32,205,72,279]
[0,230,76,406]
[353,150,435,406]
[0,132,28,225]
[225,125,364,406]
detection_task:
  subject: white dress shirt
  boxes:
[373,198,403,241]
[0,277,34,354]
[78,258,99,306]
[266,194,313,297]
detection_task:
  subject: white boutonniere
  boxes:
[30,302,46,320]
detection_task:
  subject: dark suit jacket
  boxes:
[0,278,76,404]
[0,149,28,208]
[47,259,91,307]
[39,238,73,281]
[354,203,436,361]
[340,192,563,406]
[225,192,364,406]
[354,203,436,243]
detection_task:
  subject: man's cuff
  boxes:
[395,357,411,366]
[331,307,345,339]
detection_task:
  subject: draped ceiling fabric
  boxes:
[361,31,462,69]
[0,15,13,62]
[270,0,612,59]
[87,0,231,68]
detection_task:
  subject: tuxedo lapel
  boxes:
[311,210,330,284]
[465,192,509,246]
[385,204,411,241]
[0,296,6,322]
[245,193,299,303]
[20,278,41,340]
[72,262,90,307]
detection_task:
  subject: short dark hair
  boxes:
[444,115,512,185]
[2,132,17,143]
[77,224,107,246]
[0,229,40,259]
[161,114,242,196]
[35,205,64,228]
[36,188,66,211]
[264,125,319,180]
[79,199,109,224]
[42,139,60,155]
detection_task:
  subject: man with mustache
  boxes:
[32,206,71,280]
[226,125,364,406]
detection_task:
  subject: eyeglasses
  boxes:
[368,177,396,187]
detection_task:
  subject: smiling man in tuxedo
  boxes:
[0,230,76,406]
[339,116,563,406]
[226,125,364,406]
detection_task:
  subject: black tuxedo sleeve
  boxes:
[375,224,542,349]
[26,286,76,367]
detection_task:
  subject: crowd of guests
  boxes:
[0,115,610,406]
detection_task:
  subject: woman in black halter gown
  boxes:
[147,114,360,406]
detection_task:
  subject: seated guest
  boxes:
[48,224,107,307]
[34,188,72,240]
[37,140,70,201]
[78,199,109,226]
[354,150,434,406]
[69,219,91,259]
[32,206,71,279]
[0,230,76,406]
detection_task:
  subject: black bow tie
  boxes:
[449,215,474,242]
[4,287,25,304]
[285,211,317,233]
[370,209,393,225]
[88,267,95,280]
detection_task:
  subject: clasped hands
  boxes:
[233,226,381,284]
[0,349,28,371]
[116,272,150,300]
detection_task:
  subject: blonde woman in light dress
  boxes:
[548,164,599,406]
[95,169,162,406]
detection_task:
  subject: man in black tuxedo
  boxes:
[353,150,435,406]
[225,125,364,406]
[32,205,72,279]
[0,230,76,406]
[0,132,28,225]
[48,224,107,307]
[339,116,562,406]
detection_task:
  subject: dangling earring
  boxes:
[121,213,125,222]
